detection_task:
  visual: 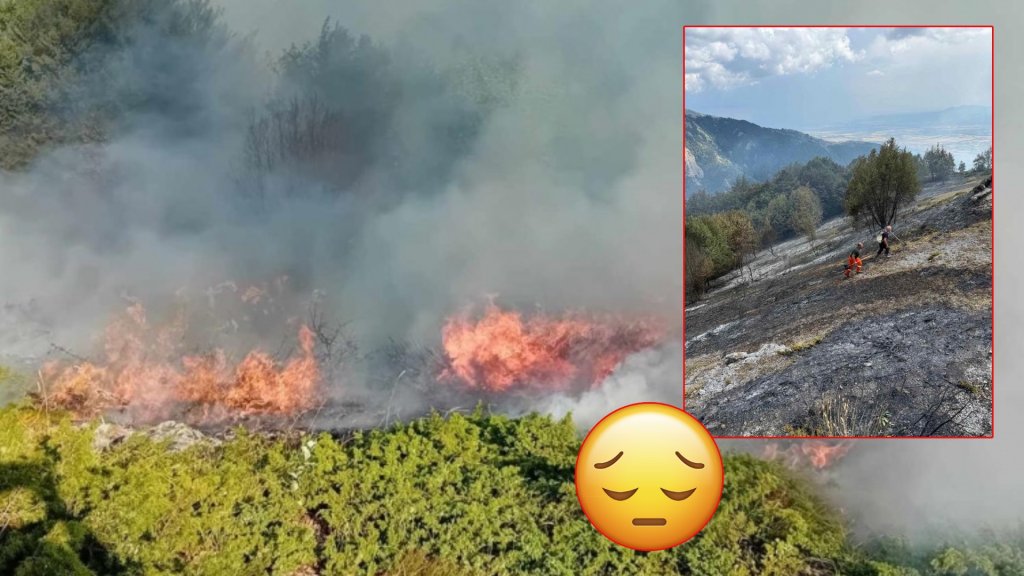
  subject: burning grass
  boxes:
[38,301,322,425]
[762,440,854,470]
[438,303,664,394]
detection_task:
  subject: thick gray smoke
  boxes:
[0,0,1020,547]
[531,341,684,429]
[1,0,689,354]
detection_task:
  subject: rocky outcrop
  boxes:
[90,420,220,452]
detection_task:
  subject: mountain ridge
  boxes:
[685,110,877,195]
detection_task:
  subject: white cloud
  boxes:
[685,28,862,93]
[854,27,992,110]
[867,27,990,60]
[867,69,884,76]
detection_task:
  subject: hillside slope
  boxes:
[685,175,993,437]
[685,110,877,195]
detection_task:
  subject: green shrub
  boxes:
[4,405,1019,575]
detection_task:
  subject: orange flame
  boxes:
[440,303,663,393]
[43,303,321,424]
[762,440,853,470]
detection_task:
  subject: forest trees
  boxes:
[844,138,921,229]
[0,0,228,169]
[790,185,823,242]
[240,19,520,201]
[686,156,850,243]
[685,211,757,300]
[923,144,956,181]
[973,146,993,172]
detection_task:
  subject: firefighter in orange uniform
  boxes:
[844,243,863,278]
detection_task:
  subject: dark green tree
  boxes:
[924,144,956,181]
[972,146,993,172]
[790,185,823,241]
[845,138,921,229]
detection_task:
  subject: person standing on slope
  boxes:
[876,225,892,258]
[845,242,863,278]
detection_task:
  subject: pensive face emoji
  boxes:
[575,402,724,551]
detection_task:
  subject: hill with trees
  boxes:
[685,140,994,302]
[685,156,851,299]
[684,110,877,195]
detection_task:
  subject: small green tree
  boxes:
[924,145,956,181]
[790,185,823,241]
[958,161,966,175]
[845,139,921,229]
[765,193,793,237]
[972,147,993,173]
[912,153,930,183]
[721,211,758,264]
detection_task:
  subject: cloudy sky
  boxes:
[685,27,992,129]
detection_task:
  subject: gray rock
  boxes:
[724,352,749,364]
[146,421,219,451]
[92,422,131,452]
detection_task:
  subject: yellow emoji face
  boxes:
[575,402,724,551]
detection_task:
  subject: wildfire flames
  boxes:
[762,440,854,470]
[41,301,321,424]
[439,303,664,393]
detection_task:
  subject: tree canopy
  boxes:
[790,185,823,241]
[844,138,921,229]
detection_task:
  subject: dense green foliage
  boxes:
[973,147,993,173]
[0,404,893,575]
[790,185,823,241]
[685,156,849,300]
[921,145,956,182]
[688,156,851,234]
[685,211,756,299]
[845,138,922,229]
[0,0,231,169]
[3,404,1019,575]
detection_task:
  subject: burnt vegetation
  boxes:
[685,163,993,437]
[685,140,993,302]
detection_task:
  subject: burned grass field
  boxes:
[685,175,993,437]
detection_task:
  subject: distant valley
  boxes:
[806,105,992,173]
[685,105,992,196]
[684,110,876,195]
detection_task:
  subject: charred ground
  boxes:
[685,175,993,437]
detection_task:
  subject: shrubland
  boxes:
[2,393,1020,575]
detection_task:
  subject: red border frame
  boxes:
[681,25,995,440]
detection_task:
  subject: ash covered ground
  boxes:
[686,175,992,436]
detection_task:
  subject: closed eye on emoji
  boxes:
[660,488,696,501]
[575,403,725,551]
[602,488,638,501]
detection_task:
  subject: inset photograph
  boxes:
[683,26,993,437]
